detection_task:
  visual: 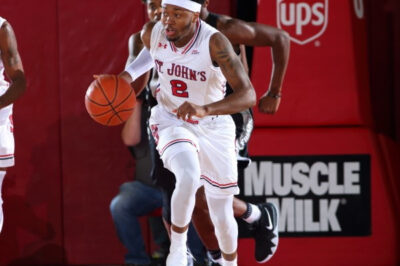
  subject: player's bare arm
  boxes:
[0,22,26,109]
[177,32,256,121]
[126,32,145,66]
[141,20,157,50]
[119,31,152,96]
[239,44,249,74]
[121,99,143,146]
[221,18,290,114]
[120,32,147,145]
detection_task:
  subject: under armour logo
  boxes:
[158,42,167,49]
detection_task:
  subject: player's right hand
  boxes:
[118,71,133,84]
[175,101,208,121]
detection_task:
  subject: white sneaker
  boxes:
[166,245,188,266]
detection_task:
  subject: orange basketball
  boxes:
[85,74,136,126]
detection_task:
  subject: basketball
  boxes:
[85,74,136,126]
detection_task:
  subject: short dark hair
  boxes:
[143,0,205,5]
[191,0,206,4]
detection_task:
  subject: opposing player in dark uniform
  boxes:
[191,1,290,264]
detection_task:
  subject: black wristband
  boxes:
[239,202,252,219]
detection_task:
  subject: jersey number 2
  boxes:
[171,80,188,98]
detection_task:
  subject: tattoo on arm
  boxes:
[211,33,249,89]
[216,49,235,71]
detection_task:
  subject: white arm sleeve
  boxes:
[124,48,155,81]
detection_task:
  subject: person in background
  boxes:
[0,17,27,234]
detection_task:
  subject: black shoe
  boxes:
[206,250,222,266]
[250,202,279,263]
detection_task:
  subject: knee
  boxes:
[175,167,200,193]
[110,195,123,217]
[210,214,228,232]
[219,216,237,236]
[110,194,133,218]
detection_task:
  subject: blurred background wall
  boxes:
[0,0,398,265]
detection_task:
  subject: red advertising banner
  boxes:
[252,0,371,127]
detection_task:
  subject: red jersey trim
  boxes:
[169,19,201,55]
[201,174,238,189]
[159,138,197,156]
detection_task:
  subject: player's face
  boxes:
[146,0,162,21]
[162,4,198,43]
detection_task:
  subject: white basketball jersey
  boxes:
[149,20,226,115]
[0,16,12,123]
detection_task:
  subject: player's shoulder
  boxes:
[127,31,145,57]
[141,20,160,48]
[209,30,230,49]
[0,16,6,26]
[0,18,12,41]
[143,20,160,34]
[130,31,143,47]
[216,15,246,34]
[0,18,9,32]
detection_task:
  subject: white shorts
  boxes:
[0,110,14,168]
[150,105,239,196]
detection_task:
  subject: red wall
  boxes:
[240,0,399,265]
[252,0,371,127]
[0,0,398,265]
[0,0,233,264]
[0,1,64,264]
[238,128,399,265]
[0,0,145,264]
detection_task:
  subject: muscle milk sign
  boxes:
[277,0,329,45]
[237,155,371,237]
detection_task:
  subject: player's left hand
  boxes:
[258,93,281,114]
[175,101,207,121]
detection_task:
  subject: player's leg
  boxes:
[156,148,207,264]
[192,180,279,264]
[0,168,6,233]
[0,113,15,234]
[109,181,163,265]
[192,186,222,263]
[159,178,206,264]
[198,115,239,265]
[150,106,204,265]
[206,193,238,266]
[162,142,200,266]
[233,197,279,263]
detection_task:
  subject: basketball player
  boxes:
[141,0,258,265]
[0,17,26,233]
[121,0,289,264]
[110,1,206,264]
